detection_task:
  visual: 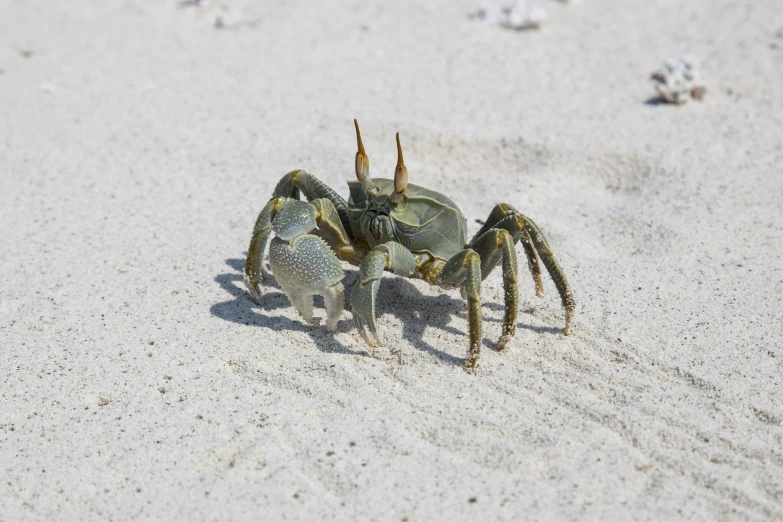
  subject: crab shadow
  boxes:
[211,258,562,367]
[211,258,361,356]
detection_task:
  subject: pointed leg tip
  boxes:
[244,278,263,304]
[360,332,374,347]
[497,334,513,351]
[367,328,385,350]
[463,351,479,372]
[354,315,380,349]
[563,305,575,336]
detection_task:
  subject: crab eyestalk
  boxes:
[354,119,372,192]
[391,132,408,202]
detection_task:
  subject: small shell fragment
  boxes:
[650,57,706,105]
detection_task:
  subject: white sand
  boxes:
[2,0,782,519]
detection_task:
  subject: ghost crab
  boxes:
[244,120,575,371]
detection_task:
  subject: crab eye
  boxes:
[394,132,408,194]
[354,119,370,183]
[355,152,364,181]
[394,165,408,194]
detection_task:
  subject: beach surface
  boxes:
[1,0,782,519]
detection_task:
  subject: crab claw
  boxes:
[268,200,346,332]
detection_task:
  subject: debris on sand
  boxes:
[470,1,547,31]
[650,57,706,104]
[178,0,259,30]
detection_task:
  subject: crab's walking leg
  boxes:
[463,253,483,371]
[434,249,483,372]
[489,215,544,298]
[471,204,543,296]
[470,229,519,350]
[267,200,345,331]
[522,216,576,335]
[519,227,544,297]
[245,197,288,302]
[272,170,353,233]
[470,203,517,243]
[473,205,575,335]
[350,242,416,349]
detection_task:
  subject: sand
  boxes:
[1,0,782,519]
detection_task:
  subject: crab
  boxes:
[244,120,575,371]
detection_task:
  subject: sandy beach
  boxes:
[1,0,782,519]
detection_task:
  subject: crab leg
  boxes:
[470,203,517,243]
[469,228,519,350]
[471,205,575,335]
[463,253,483,371]
[522,216,576,335]
[518,226,544,297]
[245,196,288,302]
[471,204,543,296]
[433,249,483,372]
[350,242,416,349]
[271,169,353,240]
